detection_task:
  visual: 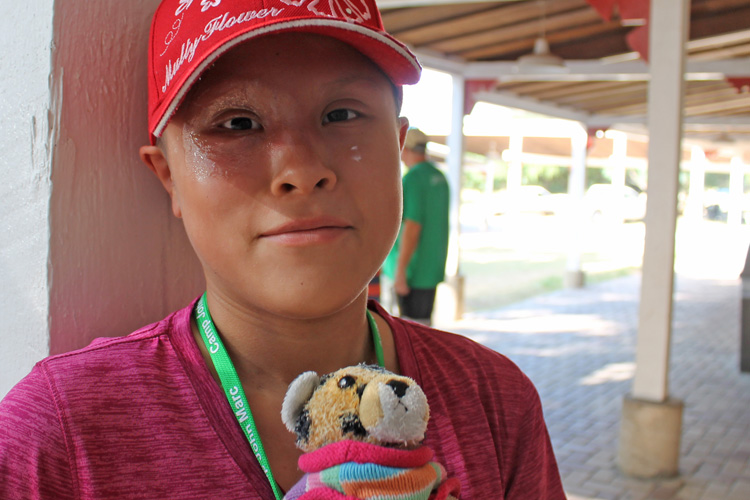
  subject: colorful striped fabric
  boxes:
[284,441,460,500]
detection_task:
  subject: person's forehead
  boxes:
[177,33,394,111]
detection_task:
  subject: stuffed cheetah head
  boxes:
[281,364,429,452]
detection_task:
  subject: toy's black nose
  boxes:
[387,380,408,398]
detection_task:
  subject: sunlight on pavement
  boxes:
[674,219,750,279]
[453,314,618,336]
[579,362,636,386]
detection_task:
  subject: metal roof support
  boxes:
[619,0,688,479]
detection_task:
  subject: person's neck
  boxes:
[193,291,379,391]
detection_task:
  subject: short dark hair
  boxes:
[409,143,427,154]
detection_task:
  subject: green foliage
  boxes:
[522,164,568,193]
[705,172,730,190]
[462,162,509,191]
[584,167,611,189]
[464,163,649,195]
[462,169,488,191]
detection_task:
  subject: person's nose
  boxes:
[269,131,337,196]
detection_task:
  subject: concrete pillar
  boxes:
[607,130,628,223]
[565,125,588,288]
[435,72,465,322]
[728,156,745,226]
[485,144,500,197]
[1,0,204,398]
[686,146,706,220]
[619,396,684,478]
[506,134,524,195]
[479,144,501,231]
[619,0,689,479]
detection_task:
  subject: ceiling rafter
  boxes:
[381,3,493,34]
[382,0,749,144]
[426,7,603,55]
[392,0,588,46]
[460,20,624,60]
[524,81,633,100]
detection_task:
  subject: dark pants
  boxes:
[397,288,437,322]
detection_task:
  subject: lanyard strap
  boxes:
[194,293,384,499]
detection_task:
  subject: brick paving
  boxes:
[438,273,750,499]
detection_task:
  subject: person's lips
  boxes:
[260,217,353,246]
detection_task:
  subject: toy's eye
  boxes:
[338,376,356,389]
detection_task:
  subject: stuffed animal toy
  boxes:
[281,364,460,500]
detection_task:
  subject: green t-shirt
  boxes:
[383,161,450,289]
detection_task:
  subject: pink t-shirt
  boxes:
[0,300,564,499]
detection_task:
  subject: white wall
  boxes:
[1,0,205,397]
[0,2,56,398]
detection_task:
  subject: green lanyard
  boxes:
[194,293,384,499]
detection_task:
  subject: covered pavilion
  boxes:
[377,0,750,478]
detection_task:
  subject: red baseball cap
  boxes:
[147,0,422,143]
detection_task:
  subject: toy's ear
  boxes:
[281,371,320,433]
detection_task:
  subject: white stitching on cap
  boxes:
[152,19,421,139]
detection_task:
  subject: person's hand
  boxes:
[395,272,410,296]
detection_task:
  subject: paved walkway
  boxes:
[438,272,750,499]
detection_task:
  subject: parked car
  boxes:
[704,188,730,221]
[489,185,568,216]
[584,184,646,222]
[703,188,750,223]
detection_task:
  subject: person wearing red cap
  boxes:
[0,1,564,499]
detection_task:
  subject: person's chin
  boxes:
[267,286,366,320]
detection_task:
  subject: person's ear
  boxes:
[397,116,409,152]
[139,145,183,218]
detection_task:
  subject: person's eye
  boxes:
[218,116,260,131]
[323,109,358,124]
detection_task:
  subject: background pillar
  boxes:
[686,146,706,221]
[565,125,588,288]
[608,130,628,223]
[619,0,689,478]
[435,72,465,323]
[728,156,745,226]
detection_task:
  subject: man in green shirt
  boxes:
[382,128,449,325]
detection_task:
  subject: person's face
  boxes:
[142,33,409,319]
[401,147,421,167]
